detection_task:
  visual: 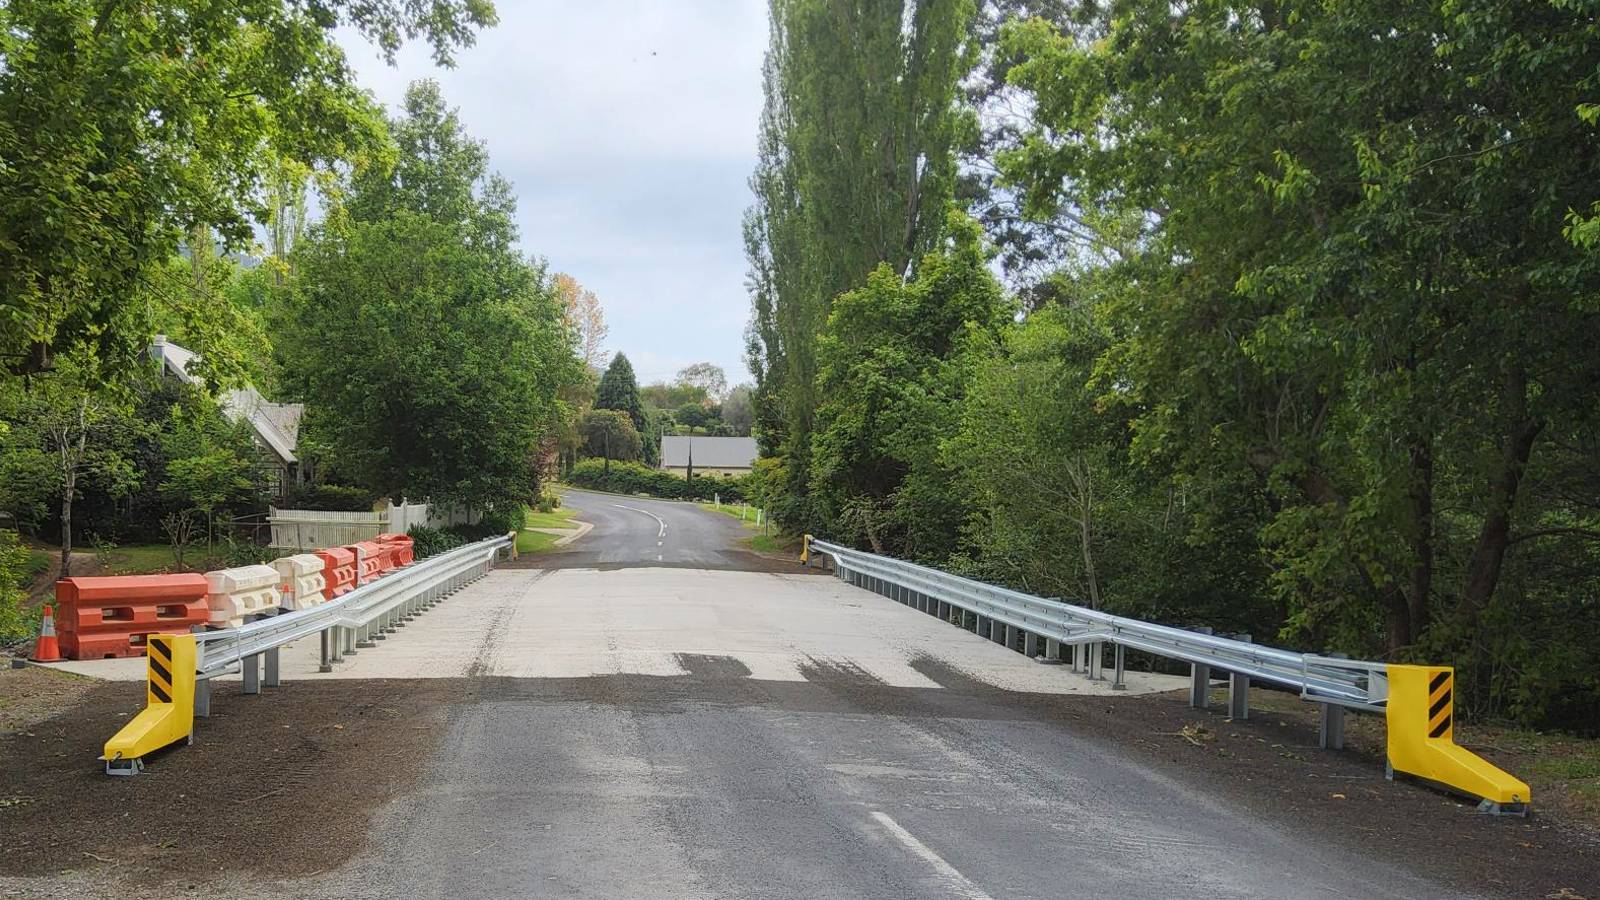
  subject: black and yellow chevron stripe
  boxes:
[147,636,175,705]
[1427,669,1452,740]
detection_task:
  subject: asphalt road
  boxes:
[534,488,790,571]
[8,492,1543,899]
[270,497,1469,900]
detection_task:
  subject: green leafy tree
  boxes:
[0,0,495,377]
[0,356,143,576]
[1000,0,1600,722]
[745,0,978,526]
[579,409,643,472]
[157,403,262,562]
[810,214,1009,557]
[721,384,756,437]
[278,83,574,512]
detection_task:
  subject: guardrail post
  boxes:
[1189,663,1211,708]
[264,646,280,688]
[1024,632,1039,658]
[1087,642,1104,681]
[1112,644,1126,690]
[242,652,260,695]
[192,626,211,717]
[1070,642,1083,673]
[1228,633,1251,720]
[1319,704,1345,750]
[1045,637,1059,660]
[319,628,333,673]
[1000,623,1014,649]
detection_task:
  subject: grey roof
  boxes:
[659,436,757,469]
[149,336,302,464]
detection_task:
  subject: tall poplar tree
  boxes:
[744,0,977,527]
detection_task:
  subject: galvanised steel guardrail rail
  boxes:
[102,534,512,774]
[804,537,1532,813]
[192,534,512,711]
[809,538,1384,729]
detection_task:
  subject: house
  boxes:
[659,435,758,478]
[149,335,304,500]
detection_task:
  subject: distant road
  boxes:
[526,487,792,572]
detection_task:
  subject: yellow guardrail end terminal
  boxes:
[102,633,197,775]
[1386,664,1530,812]
[800,534,812,565]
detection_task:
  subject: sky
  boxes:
[338,2,769,387]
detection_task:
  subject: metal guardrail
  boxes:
[190,534,513,714]
[807,538,1387,747]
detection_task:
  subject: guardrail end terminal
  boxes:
[1385,664,1530,814]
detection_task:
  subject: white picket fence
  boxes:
[268,501,430,550]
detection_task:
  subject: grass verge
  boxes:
[515,529,562,554]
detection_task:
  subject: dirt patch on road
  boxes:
[0,677,458,887]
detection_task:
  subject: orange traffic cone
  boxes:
[30,605,62,662]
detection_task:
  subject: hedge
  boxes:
[566,459,750,503]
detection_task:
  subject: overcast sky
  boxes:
[339,3,768,387]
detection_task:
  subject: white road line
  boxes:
[613,504,667,538]
[870,811,995,900]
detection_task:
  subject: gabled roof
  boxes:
[659,435,758,469]
[149,336,301,464]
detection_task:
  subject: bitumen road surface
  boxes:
[246,492,1468,900]
[10,491,1510,899]
[535,488,785,571]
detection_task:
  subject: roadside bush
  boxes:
[536,490,561,513]
[281,484,378,512]
[0,530,37,643]
[407,525,465,559]
[565,458,750,502]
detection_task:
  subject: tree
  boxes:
[579,409,643,473]
[596,353,645,432]
[278,82,574,510]
[553,274,609,372]
[721,384,756,436]
[810,213,1009,557]
[157,401,262,560]
[674,363,727,404]
[999,0,1600,722]
[674,403,713,435]
[0,357,142,576]
[0,0,494,377]
[745,0,978,527]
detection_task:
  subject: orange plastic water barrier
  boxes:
[55,575,210,660]
[347,541,384,583]
[376,533,415,566]
[315,546,356,600]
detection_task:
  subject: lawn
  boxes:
[522,506,580,530]
[515,529,561,554]
[96,543,185,575]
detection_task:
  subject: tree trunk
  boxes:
[1406,438,1434,640]
[1459,381,1542,622]
[59,470,75,579]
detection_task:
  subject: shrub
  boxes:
[407,525,466,559]
[0,530,40,643]
[565,458,750,502]
[281,483,378,512]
